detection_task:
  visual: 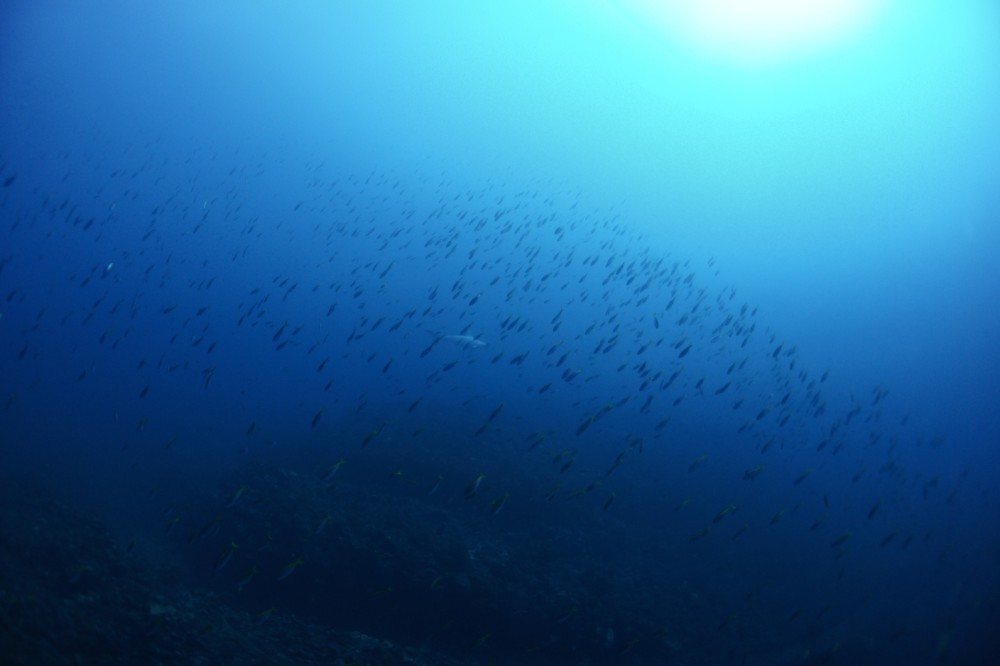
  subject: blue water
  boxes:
[1,1,998,664]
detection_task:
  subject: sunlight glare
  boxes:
[627,0,886,67]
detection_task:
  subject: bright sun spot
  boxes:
[627,0,887,67]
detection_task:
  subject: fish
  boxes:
[490,492,510,515]
[213,541,238,570]
[712,504,737,523]
[236,566,259,592]
[164,516,182,535]
[867,498,882,520]
[565,482,600,500]
[689,527,711,542]
[322,459,346,482]
[440,334,486,349]
[792,467,815,486]
[688,454,709,472]
[315,514,334,535]
[606,450,628,476]
[879,531,899,547]
[225,485,247,508]
[464,472,486,499]
[190,515,223,542]
[276,558,304,581]
[272,320,287,342]
[4,144,941,642]
[830,532,852,549]
[361,422,387,447]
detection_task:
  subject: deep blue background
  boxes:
[1,1,998,663]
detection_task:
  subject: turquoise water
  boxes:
[1,2,998,663]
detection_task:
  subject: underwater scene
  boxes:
[1,1,999,664]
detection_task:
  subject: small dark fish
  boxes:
[793,468,815,486]
[867,498,882,520]
[830,532,852,549]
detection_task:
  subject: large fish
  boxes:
[439,334,487,349]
